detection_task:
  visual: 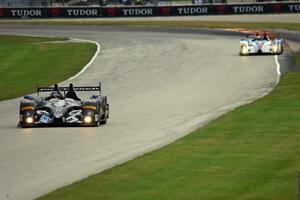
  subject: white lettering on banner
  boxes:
[177,7,208,15]
[122,8,153,16]
[233,6,264,13]
[66,9,98,16]
[11,9,42,17]
[289,4,300,11]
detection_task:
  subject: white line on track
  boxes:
[275,55,281,85]
[67,38,100,81]
[260,55,281,97]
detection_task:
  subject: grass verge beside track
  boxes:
[0,35,96,101]
[37,52,300,199]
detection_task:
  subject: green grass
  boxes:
[36,52,300,200]
[0,20,300,31]
[0,35,96,101]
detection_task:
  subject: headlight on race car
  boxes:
[273,45,279,53]
[25,117,34,124]
[241,46,248,55]
[83,115,92,124]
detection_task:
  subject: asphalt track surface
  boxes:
[0,25,286,200]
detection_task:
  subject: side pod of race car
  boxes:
[18,82,109,128]
[240,33,284,56]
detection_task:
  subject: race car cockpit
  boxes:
[262,32,270,41]
[45,84,63,100]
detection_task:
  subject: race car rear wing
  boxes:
[245,33,281,39]
[37,82,102,95]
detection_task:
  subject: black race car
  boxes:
[18,82,109,128]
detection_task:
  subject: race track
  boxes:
[0,25,279,200]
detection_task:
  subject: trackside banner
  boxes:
[0,3,299,18]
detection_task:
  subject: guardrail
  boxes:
[0,2,299,18]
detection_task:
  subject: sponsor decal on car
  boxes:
[39,115,52,123]
[21,106,34,111]
[83,106,97,110]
